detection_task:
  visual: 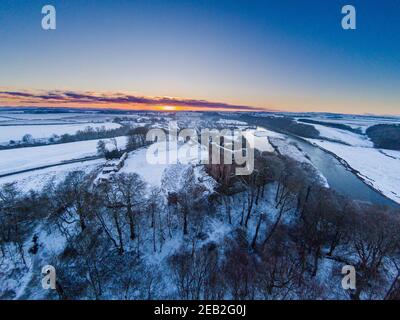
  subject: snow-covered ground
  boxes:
[0,111,140,125]
[0,159,104,193]
[310,123,373,147]
[121,138,209,187]
[120,147,169,187]
[244,129,280,153]
[217,119,249,126]
[0,112,95,121]
[0,136,127,176]
[306,139,400,204]
[0,122,121,144]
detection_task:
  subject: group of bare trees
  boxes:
[47,170,168,299]
[0,183,49,269]
[126,127,148,151]
[169,244,223,300]
[49,161,216,299]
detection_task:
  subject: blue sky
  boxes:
[0,0,399,114]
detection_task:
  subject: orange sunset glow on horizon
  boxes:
[2,87,400,116]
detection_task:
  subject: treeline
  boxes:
[1,149,400,299]
[366,124,400,150]
[58,125,129,143]
[240,115,320,139]
[297,118,362,134]
[96,126,149,159]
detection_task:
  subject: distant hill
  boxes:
[366,124,400,150]
[297,118,362,134]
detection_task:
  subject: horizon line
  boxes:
[1,105,400,118]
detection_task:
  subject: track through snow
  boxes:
[0,136,126,176]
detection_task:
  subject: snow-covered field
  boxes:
[310,123,373,147]
[121,147,170,187]
[0,159,104,193]
[217,119,248,126]
[0,111,163,122]
[244,128,281,153]
[0,136,127,176]
[0,112,94,121]
[0,122,121,144]
[0,111,137,126]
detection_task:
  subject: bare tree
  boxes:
[114,173,146,241]
[346,206,400,300]
[53,171,95,232]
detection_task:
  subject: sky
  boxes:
[0,0,399,114]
